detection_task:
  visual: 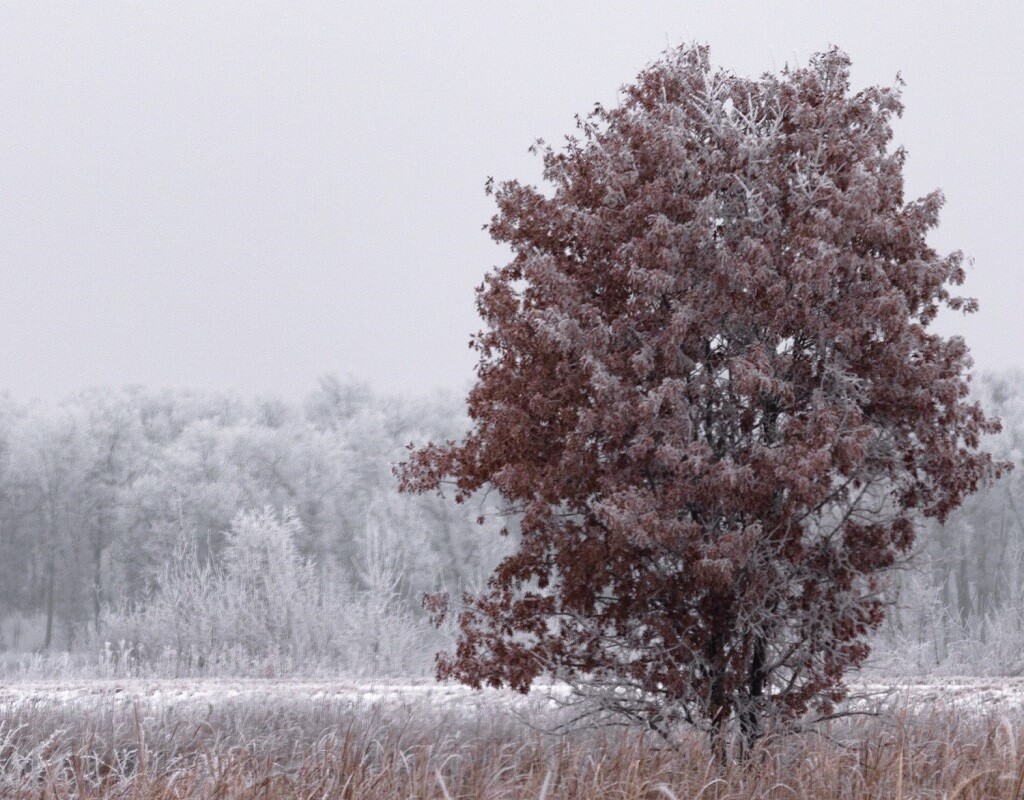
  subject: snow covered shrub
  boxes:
[220,508,319,660]
[871,533,1024,678]
[339,502,443,677]
[868,562,951,676]
[98,507,445,677]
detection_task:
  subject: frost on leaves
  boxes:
[399,45,1004,749]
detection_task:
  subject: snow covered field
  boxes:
[0,678,472,713]
[0,678,555,718]
[2,676,1022,716]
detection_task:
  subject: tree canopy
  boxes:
[400,44,1004,748]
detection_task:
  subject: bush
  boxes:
[98,507,442,677]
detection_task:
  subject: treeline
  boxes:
[875,369,1024,675]
[0,377,509,658]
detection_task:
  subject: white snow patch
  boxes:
[0,677,1020,716]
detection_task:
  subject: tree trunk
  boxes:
[709,695,729,769]
[706,627,731,767]
[93,511,104,634]
[43,551,56,651]
[956,539,973,625]
[739,635,767,756]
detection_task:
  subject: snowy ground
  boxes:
[0,678,497,712]
[1,677,1023,716]
[850,678,1024,712]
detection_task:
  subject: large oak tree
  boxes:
[400,45,1003,750]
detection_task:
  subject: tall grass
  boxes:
[0,689,1022,798]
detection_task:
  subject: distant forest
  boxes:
[0,372,1020,677]
[0,377,510,673]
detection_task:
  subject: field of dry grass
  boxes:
[0,683,1022,799]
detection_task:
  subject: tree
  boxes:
[400,45,1004,754]
[79,389,145,634]
[12,404,91,650]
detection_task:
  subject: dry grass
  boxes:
[0,689,1022,798]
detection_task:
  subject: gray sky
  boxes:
[1,1,1021,400]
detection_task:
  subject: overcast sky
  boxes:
[1,1,1021,401]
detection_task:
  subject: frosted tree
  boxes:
[402,44,1003,755]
